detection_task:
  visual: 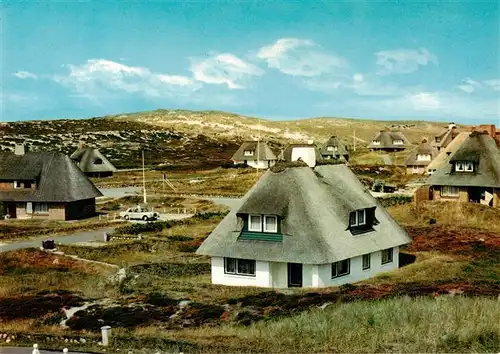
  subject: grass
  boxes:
[387,200,500,232]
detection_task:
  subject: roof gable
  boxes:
[368,130,411,149]
[319,136,349,157]
[70,147,117,173]
[231,141,277,161]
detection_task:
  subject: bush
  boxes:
[114,221,173,235]
[376,195,413,207]
[128,262,210,277]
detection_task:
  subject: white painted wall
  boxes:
[211,247,399,288]
[234,160,275,169]
[318,247,400,287]
[290,147,316,167]
[211,257,272,287]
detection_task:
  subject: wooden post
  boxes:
[101,325,111,346]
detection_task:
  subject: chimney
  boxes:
[471,124,496,138]
[14,143,25,156]
[448,122,456,130]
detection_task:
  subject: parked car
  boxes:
[119,206,159,221]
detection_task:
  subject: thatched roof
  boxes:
[426,132,470,173]
[0,152,103,202]
[405,140,438,166]
[70,147,117,173]
[427,132,500,187]
[432,125,460,149]
[368,130,411,149]
[196,164,410,264]
[231,141,277,161]
[319,136,349,158]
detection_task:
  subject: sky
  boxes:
[1,0,499,124]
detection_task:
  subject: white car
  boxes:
[120,207,159,221]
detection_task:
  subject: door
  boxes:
[6,203,17,218]
[469,187,482,203]
[287,263,303,287]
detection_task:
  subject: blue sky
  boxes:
[1,0,499,123]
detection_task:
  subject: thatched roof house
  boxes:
[0,151,102,220]
[319,136,349,162]
[231,141,277,169]
[427,131,500,208]
[405,139,438,174]
[70,146,117,177]
[197,163,410,288]
[426,132,470,175]
[368,130,411,151]
[432,123,460,151]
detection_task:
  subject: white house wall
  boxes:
[211,257,272,287]
[234,160,275,169]
[290,147,316,167]
[270,262,288,288]
[318,247,400,287]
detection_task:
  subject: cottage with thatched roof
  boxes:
[319,136,349,162]
[426,132,470,175]
[0,148,102,220]
[70,145,117,177]
[368,130,411,151]
[281,141,322,167]
[405,139,438,175]
[432,123,460,151]
[196,162,411,288]
[427,131,500,208]
[231,141,277,169]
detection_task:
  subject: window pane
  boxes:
[237,259,255,275]
[249,215,262,231]
[264,216,277,232]
[225,258,236,273]
[362,254,371,269]
[382,248,393,264]
[331,263,337,277]
[349,212,356,226]
[357,210,365,225]
[338,259,350,275]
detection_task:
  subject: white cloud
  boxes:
[375,48,438,75]
[190,53,264,89]
[257,38,347,77]
[13,71,38,80]
[409,92,440,110]
[484,79,500,91]
[457,77,482,93]
[353,73,364,82]
[52,59,200,100]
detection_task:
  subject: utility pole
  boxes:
[353,128,356,152]
[142,149,147,205]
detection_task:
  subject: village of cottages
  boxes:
[0,123,499,288]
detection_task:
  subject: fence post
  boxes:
[101,325,111,346]
[32,343,40,354]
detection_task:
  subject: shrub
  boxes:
[376,195,413,207]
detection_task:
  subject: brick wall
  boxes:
[414,185,430,204]
[49,203,66,220]
[0,182,13,191]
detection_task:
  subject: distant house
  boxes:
[196,162,411,288]
[231,141,278,169]
[427,131,500,208]
[281,141,322,167]
[70,145,117,177]
[432,123,460,151]
[404,139,438,175]
[426,132,470,175]
[0,147,102,220]
[368,130,411,151]
[319,136,349,162]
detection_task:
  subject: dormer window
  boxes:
[94,158,103,165]
[327,146,337,152]
[244,150,254,157]
[455,161,474,172]
[393,140,404,145]
[349,209,366,227]
[248,214,278,233]
[372,140,380,145]
[417,154,431,161]
[435,137,441,142]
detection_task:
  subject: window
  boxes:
[435,137,441,142]
[224,257,256,276]
[441,186,459,197]
[249,215,262,232]
[393,139,404,145]
[465,162,474,171]
[349,209,366,227]
[33,203,49,214]
[455,162,465,171]
[332,259,350,278]
[417,154,431,161]
[243,150,254,156]
[263,215,278,233]
[24,181,32,189]
[362,254,371,270]
[372,140,380,145]
[381,248,393,264]
[14,181,21,189]
[326,146,338,152]
[94,158,103,165]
